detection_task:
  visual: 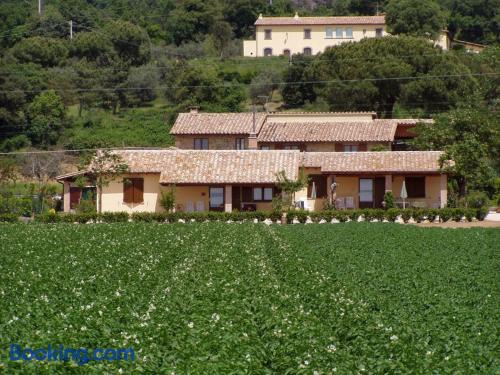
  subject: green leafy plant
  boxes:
[160,185,176,212]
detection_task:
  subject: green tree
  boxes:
[10,37,69,67]
[281,54,317,108]
[301,36,478,117]
[211,20,234,59]
[386,0,447,39]
[411,106,499,196]
[26,90,66,148]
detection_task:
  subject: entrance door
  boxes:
[70,187,82,209]
[232,186,241,211]
[359,179,373,208]
[373,178,386,208]
[209,187,224,211]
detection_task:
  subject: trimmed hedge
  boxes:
[34,207,484,224]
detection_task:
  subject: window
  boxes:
[264,29,272,40]
[307,175,327,198]
[303,47,312,56]
[344,144,359,152]
[283,49,291,57]
[264,48,273,57]
[359,178,373,203]
[235,138,245,150]
[405,177,426,198]
[304,28,311,39]
[336,27,343,38]
[123,178,144,204]
[376,28,383,38]
[260,145,270,150]
[194,138,208,150]
[325,27,333,38]
[284,145,300,150]
[253,187,273,201]
[209,187,224,210]
[346,27,353,38]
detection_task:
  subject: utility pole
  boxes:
[69,20,73,40]
[38,0,44,16]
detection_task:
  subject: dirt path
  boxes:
[415,221,500,229]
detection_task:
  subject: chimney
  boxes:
[258,13,263,19]
[189,106,199,114]
[294,12,299,19]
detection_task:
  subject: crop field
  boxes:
[0,223,498,374]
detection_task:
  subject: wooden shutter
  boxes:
[359,143,368,152]
[406,177,425,198]
[335,143,344,152]
[123,180,134,203]
[133,178,144,203]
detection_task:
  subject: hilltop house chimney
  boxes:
[189,106,199,114]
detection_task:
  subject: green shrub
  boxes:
[426,209,439,223]
[464,208,476,222]
[160,186,176,212]
[0,213,19,222]
[386,208,400,222]
[401,209,413,223]
[383,191,394,209]
[100,212,129,223]
[466,191,489,210]
[452,208,465,222]
[412,209,427,223]
[439,208,453,222]
[74,199,96,213]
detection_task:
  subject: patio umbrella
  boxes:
[311,181,317,199]
[401,180,408,209]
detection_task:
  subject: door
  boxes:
[373,178,385,208]
[69,187,82,209]
[209,187,224,211]
[232,186,241,211]
[359,179,373,209]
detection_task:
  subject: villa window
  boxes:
[264,29,272,40]
[304,28,311,39]
[209,187,224,211]
[325,27,333,38]
[235,138,245,150]
[344,144,359,152]
[123,178,144,204]
[283,49,291,57]
[346,27,353,38]
[253,187,273,202]
[303,47,312,56]
[336,27,343,38]
[405,177,426,198]
[264,48,273,57]
[260,145,270,150]
[376,28,383,38]
[194,138,208,150]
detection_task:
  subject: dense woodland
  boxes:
[0,0,498,202]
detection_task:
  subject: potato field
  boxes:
[0,223,498,374]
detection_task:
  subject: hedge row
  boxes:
[33,207,487,224]
[0,213,20,223]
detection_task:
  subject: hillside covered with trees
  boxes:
[0,0,498,199]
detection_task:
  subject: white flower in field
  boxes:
[118,368,123,374]
[81,326,87,331]
[390,335,398,341]
[115,290,121,297]
[187,322,194,328]
[327,344,337,353]
[211,313,220,322]
[245,354,251,361]
[445,356,450,361]
[98,310,103,316]
[426,351,433,356]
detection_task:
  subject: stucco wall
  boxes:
[100,174,162,213]
[175,135,249,150]
[251,24,386,57]
[393,175,442,208]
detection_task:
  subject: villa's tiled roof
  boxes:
[303,151,446,173]
[171,113,266,135]
[108,150,301,184]
[255,15,386,26]
[258,120,398,143]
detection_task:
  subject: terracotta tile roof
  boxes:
[258,120,397,142]
[255,15,386,26]
[110,150,301,184]
[171,113,266,135]
[303,151,446,173]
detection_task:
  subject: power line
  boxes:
[0,72,496,94]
